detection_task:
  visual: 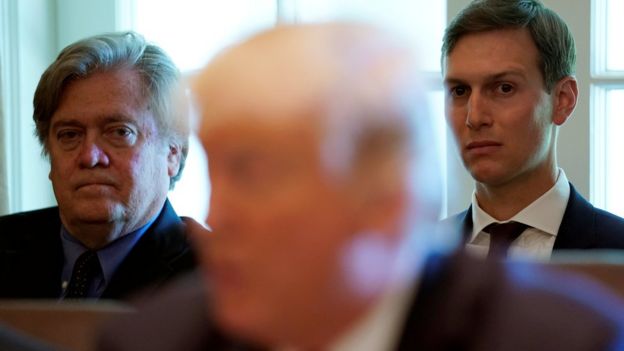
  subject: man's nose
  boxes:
[465,92,493,130]
[78,138,110,168]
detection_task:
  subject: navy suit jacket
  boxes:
[443,183,624,249]
[97,251,624,351]
[0,200,196,300]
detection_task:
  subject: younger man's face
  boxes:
[443,28,556,187]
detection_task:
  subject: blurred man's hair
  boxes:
[195,23,443,222]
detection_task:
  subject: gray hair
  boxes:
[33,31,188,188]
[442,0,576,92]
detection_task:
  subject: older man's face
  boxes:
[198,117,367,343]
[48,67,178,246]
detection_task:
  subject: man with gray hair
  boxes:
[0,31,195,299]
[98,23,624,351]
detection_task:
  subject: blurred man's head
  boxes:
[33,32,189,248]
[192,23,442,349]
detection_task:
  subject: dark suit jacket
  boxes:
[0,200,196,300]
[443,183,624,249]
[97,252,624,351]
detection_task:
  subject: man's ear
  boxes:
[552,76,578,126]
[350,160,408,237]
[167,143,182,178]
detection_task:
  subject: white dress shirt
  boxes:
[467,169,570,260]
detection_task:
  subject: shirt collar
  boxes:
[60,214,158,291]
[471,168,570,240]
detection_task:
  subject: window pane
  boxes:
[605,89,624,216]
[295,0,446,72]
[606,0,624,71]
[134,0,277,72]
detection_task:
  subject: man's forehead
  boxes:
[198,107,322,144]
[443,28,539,77]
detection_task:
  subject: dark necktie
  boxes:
[65,250,100,298]
[483,221,528,258]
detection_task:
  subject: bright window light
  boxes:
[134,0,277,72]
[294,0,445,72]
[591,0,624,215]
[604,89,624,216]
[606,0,624,71]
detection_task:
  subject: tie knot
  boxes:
[484,221,528,237]
[484,221,528,258]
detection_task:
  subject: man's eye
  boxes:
[57,130,81,142]
[106,126,137,145]
[113,127,133,137]
[497,83,514,94]
[450,86,468,97]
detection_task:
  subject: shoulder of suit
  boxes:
[0,206,59,223]
[0,207,61,243]
[439,209,469,224]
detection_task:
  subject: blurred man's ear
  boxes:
[552,76,578,126]
[350,158,408,237]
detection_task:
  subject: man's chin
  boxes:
[213,300,276,348]
[62,201,125,224]
[464,159,500,180]
[469,168,509,187]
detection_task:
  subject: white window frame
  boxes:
[590,0,624,212]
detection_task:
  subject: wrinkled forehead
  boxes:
[192,24,423,135]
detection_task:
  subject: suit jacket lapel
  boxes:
[18,241,64,298]
[553,183,596,249]
[102,200,192,299]
[0,208,64,298]
[460,207,473,243]
[395,252,501,351]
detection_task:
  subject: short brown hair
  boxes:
[442,0,576,92]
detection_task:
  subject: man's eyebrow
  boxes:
[50,119,83,130]
[100,115,137,125]
[488,70,526,81]
[51,115,136,129]
[443,77,466,86]
[444,69,527,86]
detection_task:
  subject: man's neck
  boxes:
[64,221,131,249]
[475,166,559,221]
